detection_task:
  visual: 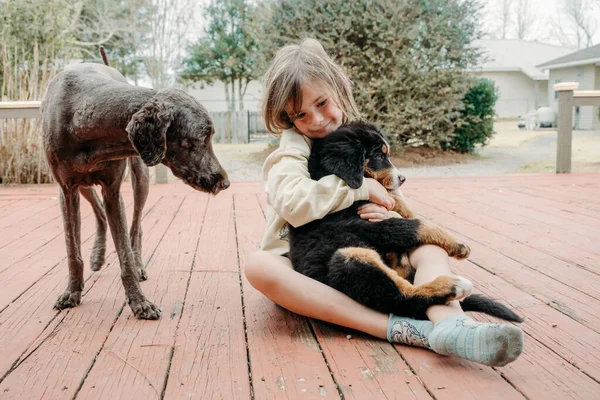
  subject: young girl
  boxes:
[245,38,523,367]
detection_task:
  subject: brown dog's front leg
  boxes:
[102,183,161,320]
[55,187,85,309]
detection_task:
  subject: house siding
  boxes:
[474,71,543,118]
[549,65,597,130]
[185,80,263,112]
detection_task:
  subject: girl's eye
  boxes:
[295,113,306,120]
[317,99,327,107]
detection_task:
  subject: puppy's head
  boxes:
[127,89,229,194]
[310,122,405,190]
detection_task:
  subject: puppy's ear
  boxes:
[126,98,173,166]
[319,139,365,189]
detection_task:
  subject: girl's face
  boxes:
[285,80,343,139]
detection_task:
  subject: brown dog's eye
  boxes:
[181,138,194,149]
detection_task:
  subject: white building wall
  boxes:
[474,71,544,118]
[184,80,263,112]
[549,65,598,130]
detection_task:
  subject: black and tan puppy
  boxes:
[288,122,522,322]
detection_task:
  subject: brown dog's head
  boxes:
[126,88,229,194]
[308,122,405,190]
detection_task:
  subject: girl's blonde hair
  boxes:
[262,38,361,136]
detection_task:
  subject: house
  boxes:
[536,43,600,130]
[470,39,575,119]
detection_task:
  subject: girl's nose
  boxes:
[313,112,323,124]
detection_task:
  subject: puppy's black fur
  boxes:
[288,122,523,322]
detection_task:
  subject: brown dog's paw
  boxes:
[54,291,82,309]
[137,267,148,281]
[129,299,161,320]
[90,251,105,272]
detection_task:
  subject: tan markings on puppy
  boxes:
[339,247,418,296]
[412,275,459,299]
[364,166,396,189]
[385,252,414,280]
[382,144,388,154]
[340,247,462,302]
[389,193,415,218]
[417,221,471,259]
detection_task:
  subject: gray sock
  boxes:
[429,314,524,367]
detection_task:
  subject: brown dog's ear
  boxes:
[126,97,173,166]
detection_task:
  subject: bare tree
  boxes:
[515,0,536,40]
[143,0,196,88]
[557,0,597,48]
[499,0,512,39]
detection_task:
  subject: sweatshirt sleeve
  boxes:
[263,131,369,228]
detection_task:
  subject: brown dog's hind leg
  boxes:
[55,186,85,309]
[102,182,160,320]
[329,247,471,317]
[416,221,471,259]
[129,157,150,281]
[79,186,107,272]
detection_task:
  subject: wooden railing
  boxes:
[0,101,41,118]
[554,82,600,173]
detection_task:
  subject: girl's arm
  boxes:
[264,132,369,228]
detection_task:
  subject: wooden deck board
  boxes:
[0,175,599,399]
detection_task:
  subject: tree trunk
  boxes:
[238,77,244,111]
[230,76,236,112]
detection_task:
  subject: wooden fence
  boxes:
[554,82,600,173]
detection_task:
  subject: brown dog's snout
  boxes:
[218,177,231,191]
[399,174,406,186]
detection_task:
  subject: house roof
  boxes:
[471,39,575,80]
[536,43,600,70]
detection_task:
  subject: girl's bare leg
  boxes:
[245,251,389,339]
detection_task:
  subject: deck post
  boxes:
[553,82,578,174]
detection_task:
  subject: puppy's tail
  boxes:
[99,46,110,66]
[460,294,524,323]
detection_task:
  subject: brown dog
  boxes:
[41,53,229,319]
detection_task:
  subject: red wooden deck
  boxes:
[0,174,599,399]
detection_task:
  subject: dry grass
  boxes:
[1,41,57,184]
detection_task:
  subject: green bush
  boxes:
[252,0,484,149]
[445,78,498,153]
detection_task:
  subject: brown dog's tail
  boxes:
[460,294,524,323]
[99,46,109,66]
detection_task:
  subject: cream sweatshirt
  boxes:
[260,129,370,255]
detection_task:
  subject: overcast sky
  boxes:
[479,0,600,47]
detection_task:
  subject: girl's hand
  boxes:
[365,178,394,210]
[358,203,393,222]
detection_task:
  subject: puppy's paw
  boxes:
[427,275,473,303]
[129,299,161,320]
[54,291,82,309]
[451,242,471,259]
[451,276,473,300]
